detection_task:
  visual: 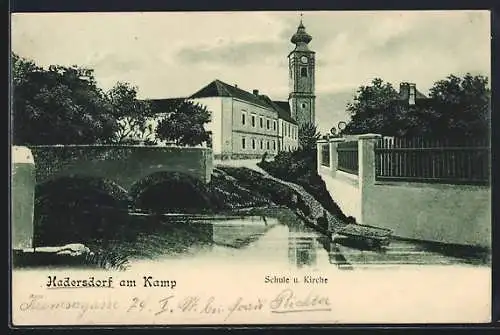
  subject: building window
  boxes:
[242,138,246,149]
[300,67,308,77]
[284,123,287,136]
[252,139,255,150]
[251,115,256,127]
[288,124,291,137]
[267,141,270,150]
[260,116,263,128]
[260,139,263,149]
[273,121,277,131]
[266,119,270,129]
[273,140,276,150]
[241,112,246,125]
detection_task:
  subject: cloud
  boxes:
[316,89,357,134]
[176,40,284,67]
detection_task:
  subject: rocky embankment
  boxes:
[217,166,348,231]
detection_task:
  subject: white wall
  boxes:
[363,182,491,248]
[279,120,299,151]
[12,146,35,250]
[191,97,223,154]
[321,171,361,221]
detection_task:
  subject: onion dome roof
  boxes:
[291,19,312,45]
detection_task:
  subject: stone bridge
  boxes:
[12,145,214,249]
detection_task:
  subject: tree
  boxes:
[344,78,399,136]
[298,122,321,151]
[12,53,117,145]
[429,74,490,139]
[107,82,155,144]
[155,100,211,146]
[343,74,491,139]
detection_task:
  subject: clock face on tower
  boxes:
[300,56,308,64]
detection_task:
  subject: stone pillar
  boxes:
[358,134,381,225]
[328,137,345,178]
[12,146,36,251]
[316,139,328,174]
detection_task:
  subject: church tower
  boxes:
[288,16,316,127]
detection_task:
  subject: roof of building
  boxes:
[149,79,298,124]
[270,100,297,125]
[397,83,429,101]
[189,79,271,109]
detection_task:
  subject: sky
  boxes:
[11,11,491,134]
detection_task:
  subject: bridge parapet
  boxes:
[29,145,214,190]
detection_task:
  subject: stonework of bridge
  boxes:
[11,145,214,250]
[30,145,213,190]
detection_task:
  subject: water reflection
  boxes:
[125,210,347,270]
[287,221,353,270]
[287,224,318,268]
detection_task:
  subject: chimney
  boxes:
[399,82,416,106]
[253,89,259,96]
[399,82,409,95]
[408,83,416,106]
[234,84,238,88]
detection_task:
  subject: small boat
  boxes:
[293,209,392,249]
[336,223,393,248]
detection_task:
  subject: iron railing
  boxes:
[321,143,330,167]
[375,136,490,185]
[337,141,359,175]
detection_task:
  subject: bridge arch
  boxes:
[129,171,221,214]
[34,175,131,246]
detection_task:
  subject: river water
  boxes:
[118,209,485,272]
[118,210,335,271]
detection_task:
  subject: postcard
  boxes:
[10,10,492,326]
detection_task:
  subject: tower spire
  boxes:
[291,13,312,48]
[299,12,305,28]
